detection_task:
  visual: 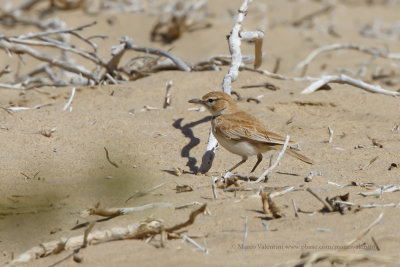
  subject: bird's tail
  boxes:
[285,147,313,164]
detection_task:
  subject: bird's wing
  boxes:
[214,112,295,145]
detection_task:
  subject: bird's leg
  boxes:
[250,153,263,173]
[228,156,248,172]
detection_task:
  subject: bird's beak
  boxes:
[188,98,203,104]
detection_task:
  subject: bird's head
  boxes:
[189,91,238,116]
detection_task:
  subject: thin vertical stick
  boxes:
[63,87,76,111]
[242,216,248,250]
[163,80,173,108]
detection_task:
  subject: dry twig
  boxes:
[125,182,166,202]
[7,204,207,266]
[306,188,333,212]
[103,147,119,168]
[261,191,283,218]
[301,74,400,96]
[62,87,76,111]
[163,80,173,108]
[347,213,384,246]
[293,43,400,76]
[80,202,173,218]
[295,251,396,267]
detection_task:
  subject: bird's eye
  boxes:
[207,99,214,103]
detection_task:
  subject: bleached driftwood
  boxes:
[292,43,400,76]
[108,36,191,72]
[241,66,400,96]
[301,74,400,96]
[358,185,400,197]
[294,250,397,267]
[0,14,192,90]
[7,204,207,267]
[0,39,99,82]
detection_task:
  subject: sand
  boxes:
[1,0,400,266]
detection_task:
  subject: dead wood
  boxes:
[7,204,207,266]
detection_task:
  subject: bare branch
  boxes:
[347,213,384,246]
[240,67,400,97]
[301,74,400,96]
[293,43,400,76]
[222,0,253,94]
[0,40,99,82]
[121,37,190,72]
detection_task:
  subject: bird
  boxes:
[188,91,312,173]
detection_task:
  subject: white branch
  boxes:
[301,74,400,96]
[293,43,400,75]
[222,0,253,94]
[198,0,255,174]
[62,87,76,111]
[0,40,99,82]
[198,128,218,173]
[181,235,208,253]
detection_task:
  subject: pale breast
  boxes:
[213,128,259,156]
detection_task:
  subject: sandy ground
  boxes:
[1,1,400,266]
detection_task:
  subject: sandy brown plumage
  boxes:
[189,91,312,173]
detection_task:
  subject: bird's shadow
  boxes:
[173,116,212,174]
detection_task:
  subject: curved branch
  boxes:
[301,74,400,96]
[0,40,99,82]
[122,37,191,72]
[293,43,400,76]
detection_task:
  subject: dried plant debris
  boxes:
[304,171,322,182]
[359,156,379,170]
[388,162,398,170]
[325,193,353,214]
[230,91,262,104]
[151,0,210,43]
[125,182,166,203]
[216,175,241,189]
[358,185,400,198]
[80,202,174,219]
[295,251,397,267]
[172,166,183,176]
[163,80,173,108]
[360,18,400,41]
[330,181,400,197]
[8,204,207,266]
[104,147,119,168]
[347,213,384,246]
[0,22,191,89]
[175,184,193,193]
[38,128,56,137]
[261,191,283,219]
[241,82,279,91]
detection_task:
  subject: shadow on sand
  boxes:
[173,116,211,174]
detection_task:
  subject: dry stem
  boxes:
[8,204,206,266]
[346,213,384,246]
[293,43,400,76]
